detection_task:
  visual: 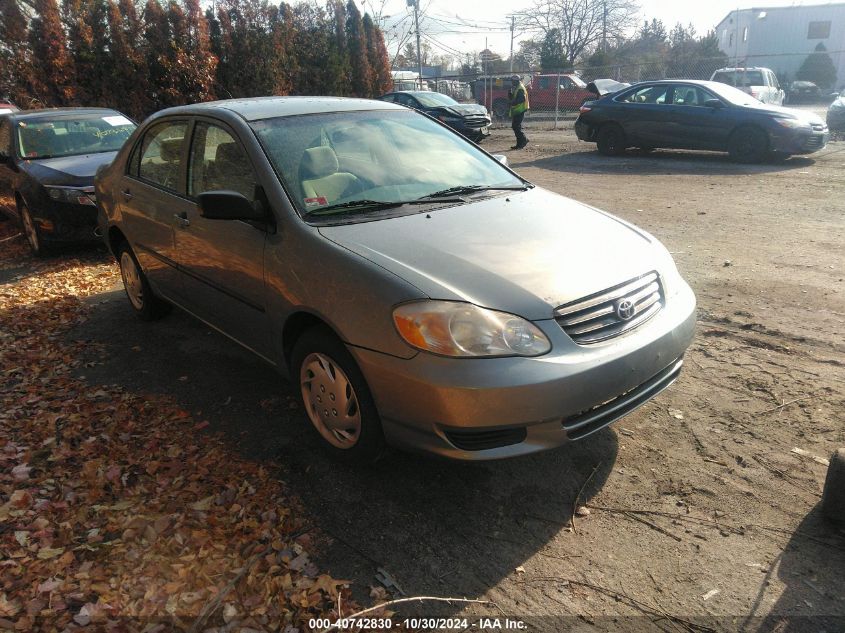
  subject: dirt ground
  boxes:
[6,125,844,631]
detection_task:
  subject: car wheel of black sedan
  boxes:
[117,242,171,321]
[596,124,627,156]
[20,204,46,257]
[293,325,385,463]
[729,126,768,163]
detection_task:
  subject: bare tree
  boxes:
[517,0,639,65]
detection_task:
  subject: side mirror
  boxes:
[492,154,509,167]
[704,99,724,109]
[198,190,265,221]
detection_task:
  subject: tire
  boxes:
[116,242,171,321]
[596,123,627,156]
[492,99,509,119]
[728,126,769,163]
[20,203,47,257]
[822,449,845,526]
[292,325,385,463]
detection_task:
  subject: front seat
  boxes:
[300,146,360,203]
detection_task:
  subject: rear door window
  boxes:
[137,121,188,193]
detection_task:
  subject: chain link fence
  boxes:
[407,51,843,128]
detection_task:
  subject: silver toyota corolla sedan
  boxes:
[95,97,696,461]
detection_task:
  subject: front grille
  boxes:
[554,272,664,344]
[563,358,683,440]
[811,124,826,132]
[463,116,491,128]
[444,427,527,451]
[803,135,825,150]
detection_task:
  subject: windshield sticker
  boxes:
[304,196,328,208]
[103,115,133,127]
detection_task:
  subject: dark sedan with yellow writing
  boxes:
[0,108,136,255]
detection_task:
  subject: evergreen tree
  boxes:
[328,0,351,95]
[30,0,76,105]
[345,0,371,96]
[362,13,391,95]
[108,0,148,117]
[797,43,837,89]
[0,0,33,105]
[142,0,171,108]
[540,28,565,70]
[270,2,297,95]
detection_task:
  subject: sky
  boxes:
[367,0,826,64]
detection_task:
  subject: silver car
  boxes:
[95,97,696,461]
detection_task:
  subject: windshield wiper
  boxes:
[304,197,465,217]
[418,184,531,200]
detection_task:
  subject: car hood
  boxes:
[319,187,663,321]
[830,97,845,110]
[743,101,826,125]
[22,152,118,185]
[437,103,489,118]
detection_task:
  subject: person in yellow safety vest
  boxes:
[508,74,530,149]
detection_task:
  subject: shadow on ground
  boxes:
[69,290,618,610]
[511,148,817,177]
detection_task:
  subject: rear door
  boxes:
[173,119,269,355]
[120,119,192,298]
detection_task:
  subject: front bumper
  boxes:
[451,122,491,141]
[30,198,101,245]
[771,127,830,155]
[827,108,845,131]
[351,279,697,460]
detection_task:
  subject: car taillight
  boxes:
[579,105,592,113]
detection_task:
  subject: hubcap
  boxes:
[21,209,39,252]
[120,252,144,310]
[300,352,362,449]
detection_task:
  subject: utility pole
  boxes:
[409,0,423,89]
[602,1,607,51]
[509,15,516,72]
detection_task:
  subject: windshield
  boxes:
[414,92,459,108]
[712,70,764,88]
[16,113,136,159]
[251,109,524,222]
[706,82,764,106]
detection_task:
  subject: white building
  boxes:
[715,3,845,87]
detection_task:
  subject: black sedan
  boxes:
[378,91,491,143]
[785,81,821,104]
[575,80,829,163]
[0,108,136,255]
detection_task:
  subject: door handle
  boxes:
[122,189,133,201]
[173,212,190,228]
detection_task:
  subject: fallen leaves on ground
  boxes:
[0,226,358,631]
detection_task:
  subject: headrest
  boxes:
[160,138,183,162]
[301,146,339,179]
[215,142,243,165]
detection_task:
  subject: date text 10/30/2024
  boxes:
[308,617,529,630]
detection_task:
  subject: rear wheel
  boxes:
[729,126,768,163]
[117,242,171,321]
[292,325,385,463]
[596,123,627,156]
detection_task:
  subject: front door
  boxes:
[173,120,269,356]
[120,119,192,298]
[663,85,733,150]
[0,118,17,221]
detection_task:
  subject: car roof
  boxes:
[712,67,771,72]
[154,96,402,122]
[622,79,724,88]
[7,107,124,120]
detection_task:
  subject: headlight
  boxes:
[45,185,96,206]
[774,118,805,129]
[393,301,551,357]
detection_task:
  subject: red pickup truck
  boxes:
[474,74,594,118]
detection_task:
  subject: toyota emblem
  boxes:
[616,299,636,321]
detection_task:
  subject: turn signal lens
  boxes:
[393,301,551,358]
[579,105,592,113]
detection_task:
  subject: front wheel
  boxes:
[20,204,47,257]
[596,123,627,156]
[117,242,171,321]
[292,326,385,462]
[729,126,769,163]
